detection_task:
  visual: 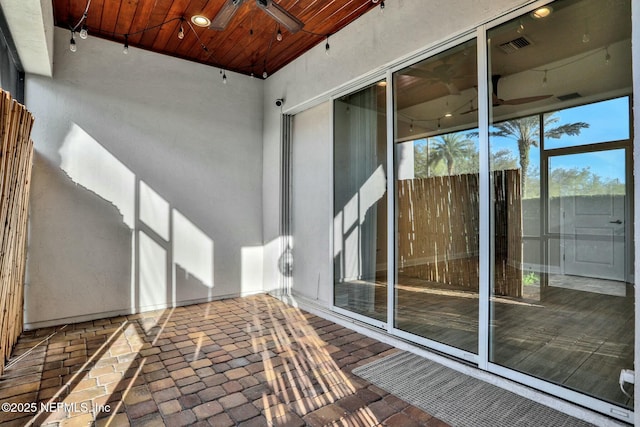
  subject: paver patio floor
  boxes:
[0,294,449,426]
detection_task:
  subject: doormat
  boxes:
[352,351,595,427]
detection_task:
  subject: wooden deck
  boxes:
[336,275,634,409]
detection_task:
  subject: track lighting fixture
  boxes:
[123,35,129,54]
[542,70,548,87]
[380,1,385,12]
[80,24,88,39]
[276,27,283,41]
[325,37,330,55]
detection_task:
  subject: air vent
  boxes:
[497,36,532,54]
[557,92,582,101]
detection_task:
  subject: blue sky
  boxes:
[413,96,630,182]
[491,96,629,181]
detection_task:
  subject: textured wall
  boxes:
[24,28,264,328]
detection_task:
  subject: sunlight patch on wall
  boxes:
[344,228,360,281]
[139,180,170,240]
[138,231,167,309]
[396,142,416,180]
[358,165,386,224]
[59,123,135,228]
[172,209,214,288]
[242,246,264,293]
[334,165,386,280]
[333,212,343,258]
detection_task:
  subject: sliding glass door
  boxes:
[333,81,388,323]
[332,0,633,417]
[393,39,479,355]
[487,0,633,410]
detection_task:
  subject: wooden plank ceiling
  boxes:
[53,0,381,78]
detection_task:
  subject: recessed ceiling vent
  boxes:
[497,36,532,54]
[557,92,582,101]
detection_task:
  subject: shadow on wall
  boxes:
[26,123,225,327]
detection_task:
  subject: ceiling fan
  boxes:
[491,74,552,106]
[461,76,552,114]
[210,0,304,33]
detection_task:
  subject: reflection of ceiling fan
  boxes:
[461,76,552,115]
[210,0,304,33]
[492,75,552,106]
[404,62,463,95]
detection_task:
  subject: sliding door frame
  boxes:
[385,30,481,365]
[327,0,635,422]
[330,74,389,331]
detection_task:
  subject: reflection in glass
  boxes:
[394,39,479,353]
[333,81,387,322]
[543,98,630,150]
[488,0,633,409]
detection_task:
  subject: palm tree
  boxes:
[427,132,476,175]
[491,114,588,194]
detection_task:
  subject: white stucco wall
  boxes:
[262,0,530,301]
[291,101,332,304]
[24,28,264,328]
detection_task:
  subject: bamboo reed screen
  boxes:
[0,90,34,375]
[397,170,522,297]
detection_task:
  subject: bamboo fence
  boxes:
[0,90,34,376]
[397,169,522,297]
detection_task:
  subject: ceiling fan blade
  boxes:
[491,75,552,106]
[256,0,303,33]
[210,0,245,31]
[500,94,553,105]
[403,67,433,79]
[403,69,461,95]
[444,83,460,95]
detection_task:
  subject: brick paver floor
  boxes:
[0,294,450,426]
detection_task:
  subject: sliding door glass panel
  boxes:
[394,39,479,353]
[488,0,633,408]
[333,81,387,322]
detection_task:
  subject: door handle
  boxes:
[609,220,622,224]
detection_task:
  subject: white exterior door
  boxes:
[551,149,627,282]
[561,193,625,281]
